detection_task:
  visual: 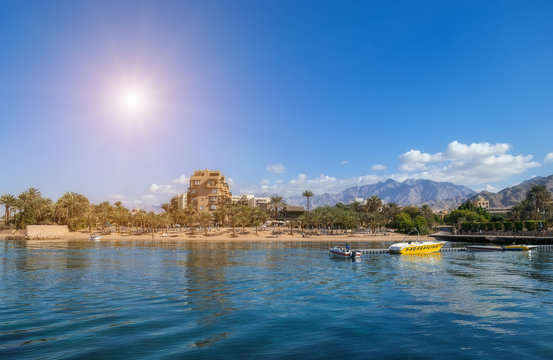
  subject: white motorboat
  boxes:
[329,247,361,259]
[89,234,101,241]
[466,245,538,252]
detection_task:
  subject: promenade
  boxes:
[432,231,553,245]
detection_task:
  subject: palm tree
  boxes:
[214,197,232,226]
[298,212,313,233]
[146,211,160,237]
[0,194,16,224]
[365,195,382,214]
[238,207,251,234]
[341,211,359,234]
[34,197,53,224]
[184,204,198,232]
[269,196,286,219]
[95,201,112,230]
[198,212,212,235]
[56,192,90,230]
[111,201,129,234]
[348,200,363,213]
[302,190,314,212]
[526,184,553,220]
[251,208,269,235]
[159,212,173,233]
[228,204,243,237]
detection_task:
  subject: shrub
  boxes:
[503,222,513,231]
[514,221,523,232]
[494,222,503,231]
[461,223,472,231]
[525,221,536,231]
[485,222,494,231]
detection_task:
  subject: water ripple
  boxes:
[2,240,553,359]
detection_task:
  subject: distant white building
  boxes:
[350,198,367,206]
[233,195,271,210]
[177,193,187,210]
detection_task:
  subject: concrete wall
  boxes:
[26,225,69,239]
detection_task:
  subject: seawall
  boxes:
[26,225,69,239]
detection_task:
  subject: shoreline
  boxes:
[1,229,433,243]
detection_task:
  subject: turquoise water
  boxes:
[2,239,553,359]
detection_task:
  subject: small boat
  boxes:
[388,230,445,254]
[389,241,446,254]
[504,245,538,251]
[89,234,101,241]
[466,245,538,252]
[329,247,362,259]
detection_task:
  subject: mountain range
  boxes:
[256,174,553,210]
[470,174,553,208]
[278,179,476,209]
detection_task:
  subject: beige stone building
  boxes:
[472,196,489,209]
[187,170,232,215]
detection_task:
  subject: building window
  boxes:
[200,205,204,211]
[191,189,196,194]
[210,196,217,202]
[211,189,217,194]
[210,204,217,210]
[194,180,200,186]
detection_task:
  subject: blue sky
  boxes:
[1,0,553,207]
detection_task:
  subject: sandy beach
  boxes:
[57,229,433,243]
[1,228,436,243]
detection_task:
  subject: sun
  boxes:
[118,87,150,116]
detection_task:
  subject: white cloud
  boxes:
[239,172,387,197]
[148,174,189,195]
[476,185,500,193]
[266,163,285,173]
[399,150,443,171]
[545,153,553,163]
[341,160,349,165]
[371,164,386,171]
[398,141,540,185]
[171,174,189,185]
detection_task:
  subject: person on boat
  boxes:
[346,243,350,251]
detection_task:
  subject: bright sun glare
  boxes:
[118,87,149,116]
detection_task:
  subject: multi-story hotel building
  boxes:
[187,170,232,214]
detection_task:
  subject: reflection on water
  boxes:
[2,239,553,359]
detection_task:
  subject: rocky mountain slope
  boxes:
[282,179,476,209]
[470,174,553,208]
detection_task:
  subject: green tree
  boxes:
[365,195,383,214]
[340,210,359,234]
[251,208,269,235]
[393,212,414,233]
[198,212,212,235]
[111,201,129,234]
[56,192,90,231]
[269,196,286,219]
[184,204,198,232]
[525,184,553,220]
[0,194,16,225]
[302,190,314,212]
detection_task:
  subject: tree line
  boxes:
[443,184,553,233]
[8,185,549,236]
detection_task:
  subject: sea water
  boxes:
[1,239,553,359]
